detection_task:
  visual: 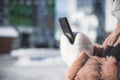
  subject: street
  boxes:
[0,48,67,80]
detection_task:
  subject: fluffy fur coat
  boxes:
[67,52,119,80]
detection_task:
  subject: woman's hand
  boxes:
[102,21,120,61]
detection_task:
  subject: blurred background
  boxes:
[0,0,117,80]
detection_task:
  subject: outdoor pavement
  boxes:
[0,48,67,80]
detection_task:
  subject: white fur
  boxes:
[112,0,120,20]
[60,32,93,66]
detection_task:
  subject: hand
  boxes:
[60,32,93,66]
[102,21,120,61]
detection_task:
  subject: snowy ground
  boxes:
[0,48,68,80]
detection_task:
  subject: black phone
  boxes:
[59,17,75,44]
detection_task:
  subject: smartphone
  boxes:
[59,17,75,44]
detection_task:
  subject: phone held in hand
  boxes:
[59,17,75,44]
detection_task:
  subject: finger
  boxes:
[74,33,91,45]
[67,51,88,80]
[112,37,120,61]
[109,34,119,46]
[103,34,120,57]
[74,33,83,45]
[102,34,119,57]
[102,33,118,48]
[114,36,120,46]
[102,37,109,49]
[102,34,112,49]
[74,33,87,45]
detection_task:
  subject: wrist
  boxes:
[116,21,120,29]
[114,21,120,34]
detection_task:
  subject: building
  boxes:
[0,0,55,48]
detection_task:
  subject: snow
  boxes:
[11,48,60,58]
[17,27,34,34]
[15,56,64,67]
[11,48,66,67]
[0,27,19,37]
[0,48,68,80]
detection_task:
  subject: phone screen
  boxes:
[59,17,75,44]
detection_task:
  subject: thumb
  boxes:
[74,33,84,45]
[67,51,88,80]
[73,33,93,57]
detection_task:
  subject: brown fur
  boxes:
[67,52,88,80]
[101,57,118,80]
[67,54,118,80]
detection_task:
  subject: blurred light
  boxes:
[4,0,9,5]
[26,0,32,6]
[40,0,46,6]
[18,0,24,5]
[47,0,53,5]
[43,10,48,15]
[11,0,17,5]
[33,0,40,5]
[4,8,8,14]
[0,13,2,19]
